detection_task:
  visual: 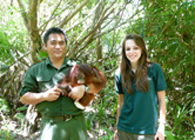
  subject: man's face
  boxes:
[44,33,66,61]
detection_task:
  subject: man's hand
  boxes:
[68,85,85,101]
[43,86,62,101]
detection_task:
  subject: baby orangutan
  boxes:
[58,64,107,109]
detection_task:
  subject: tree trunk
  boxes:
[95,0,104,66]
[22,105,41,136]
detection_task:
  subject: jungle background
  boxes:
[0,0,194,140]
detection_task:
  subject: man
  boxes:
[19,27,98,140]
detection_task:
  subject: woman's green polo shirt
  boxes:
[19,57,83,117]
[115,63,167,134]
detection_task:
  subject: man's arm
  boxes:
[20,86,62,105]
[68,83,99,102]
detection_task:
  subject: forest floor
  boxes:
[0,119,96,140]
[0,118,40,140]
[0,107,115,140]
[0,119,111,140]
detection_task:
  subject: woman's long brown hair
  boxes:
[120,34,150,94]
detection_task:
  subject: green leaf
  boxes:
[0,98,11,114]
[165,131,175,140]
[39,51,48,60]
[16,106,28,112]
[13,113,25,121]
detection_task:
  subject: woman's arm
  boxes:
[114,94,124,140]
[116,94,124,125]
[155,90,166,140]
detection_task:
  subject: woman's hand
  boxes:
[154,129,165,140]
[114,130,118,140]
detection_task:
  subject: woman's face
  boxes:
[125,39,142,66]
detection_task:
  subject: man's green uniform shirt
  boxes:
[19,57,83,117]
[115,63,167,134]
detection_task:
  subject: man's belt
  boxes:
[42,114,80,122]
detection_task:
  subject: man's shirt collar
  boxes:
[46,57,76,68]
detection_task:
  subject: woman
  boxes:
[114,34,167,140]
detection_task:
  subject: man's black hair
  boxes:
[43,27,68,44]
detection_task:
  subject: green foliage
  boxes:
[0,123,16,140]
[0,98,11,114]
[0,29,11,63]
[0,4,29,66]
[85,81,118,139]
[16,106,28,112]
[39,51,48,61]
[0,130,15,140]
[165,130,175,140]
[14,113,25,122]
[141,0,195,139]
[0,30,10,51]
